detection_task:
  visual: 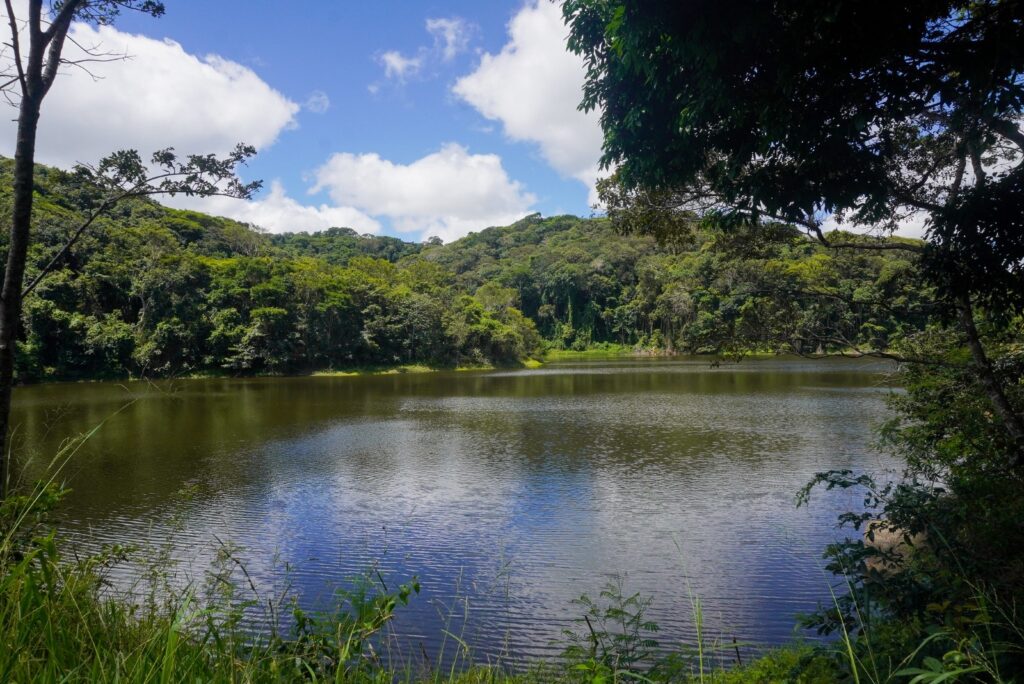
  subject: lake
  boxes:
[11,357,898,664]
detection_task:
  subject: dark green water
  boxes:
[11,357,897,661]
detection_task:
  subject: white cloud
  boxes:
[426,17,471,61]
[0,5,394,238]
[176,181,382,235]
[377,17,474,88]
[0,4,533,242]
[0,11,299,169]
[453,0,604,204]
[311,143,536,242]
[304,90,330,114]
[379,50,423,80]
[821,212,929,239]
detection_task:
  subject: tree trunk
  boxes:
[955,292,1024,467]
[0,91,41,496]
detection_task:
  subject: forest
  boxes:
[4,157,928,382]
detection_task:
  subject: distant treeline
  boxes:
[0,158,929,381]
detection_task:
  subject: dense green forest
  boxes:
[2,158,927,382]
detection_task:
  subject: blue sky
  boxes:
[1,0,605,242]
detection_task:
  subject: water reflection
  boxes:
[12,358,898,661]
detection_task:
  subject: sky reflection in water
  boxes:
[13,358,898,661]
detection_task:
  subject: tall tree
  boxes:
[564,0,1024,461]
[0,0,257,495]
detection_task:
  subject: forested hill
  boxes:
[1,158,927,382]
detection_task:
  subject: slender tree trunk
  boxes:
[0,91,42,496]
[955,292,1024,466]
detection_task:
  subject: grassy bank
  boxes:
[14,359,547,386]
[22,348,881,387]
[542,343,657,361]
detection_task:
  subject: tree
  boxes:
[564,0,1024,463]
[0,0,258,496]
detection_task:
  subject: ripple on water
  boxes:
[17,358,898,664]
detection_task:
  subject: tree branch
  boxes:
[892,192,945,214]
[968,140,986,188]
[751,286,934,320]
[3,0,25,94]
[954,292,1024,467]
[21,196,114,298]
[949,148,967,202]
[991,119,1024,152]
[40,8,76,95]
[26,0,42,59]
[787,334,960,368]
[23,146,259,297]
[43,0,84,44]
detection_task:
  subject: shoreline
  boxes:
[13,348,891,387]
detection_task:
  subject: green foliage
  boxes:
[792,319,1024,681]
[560,577,661,674]
[706,646,835,684]
[1,160,548,378]
[0,160,925,382]
[423,214,926,358]
[564,0,1024,316]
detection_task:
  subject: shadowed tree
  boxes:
[0,0,260,496]
[564,0,1024,463]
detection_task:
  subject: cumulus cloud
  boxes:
[426,17,472,61]
[0,11,299,170]
[311,143,536,242]
[179,181,381,235]
[454,1,604,204]
[379,50,423,80]
[0,4,532,242]
[304,90,331,114]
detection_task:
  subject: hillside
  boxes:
[0,159,927,382]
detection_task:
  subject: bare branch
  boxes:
[892,192,945,214]
[3,0,26,94]
[56,54,129,84]
[27,0,42,58]
[752,286,934,319]
[21,196,114,298]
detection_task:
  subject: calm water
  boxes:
[12,357,898,662]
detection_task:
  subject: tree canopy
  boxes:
[564,0,1024,311]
